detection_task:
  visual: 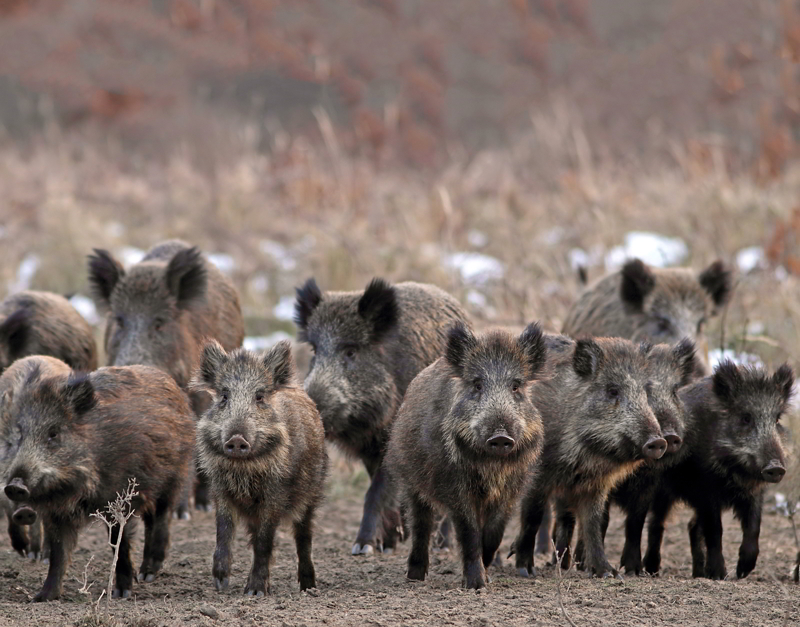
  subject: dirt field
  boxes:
[0,466,796,627]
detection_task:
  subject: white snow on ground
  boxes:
[605,232,688,270]
[444,252,504,285]
[119,246,146,267]
[273,296,296,321]
[569,248,589,271]
[8,254,40,293]
[243,332,292,352]
[708,348,764,370]
[248,274,269,294]
[467,229,488,248]
[773,492,799,517]
[735,246,766,274]
[208,253,236,275]
[69,295,100,326]
[260,240,297,271]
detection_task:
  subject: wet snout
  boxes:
[11,506,36,526]
[223,434,251,458]
[4,477,30,502]
[761,460,785,483]
[642,436,667,460]
[486,429,515,456]
[663,431,683,454]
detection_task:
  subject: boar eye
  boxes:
[741,412,753,425]
[153,317,166,332]
[220,392,229,405]
[255,392,265,403]
[511,380,521,393]
[473,380,483,394]
[47,427,59,441]
[655,317,671,333]
[343,347,357,359]
[115,315,125,329]
[606,385,620,399]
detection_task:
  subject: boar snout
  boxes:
[761,460,785,483]
[486,430,515,457]
[642,436,667,460]
[224,434,251,458]
[663,431,682,454]
[4,478,30,502]
[11,505,36,526]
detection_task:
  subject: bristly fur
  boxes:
[0,309,29,359]
[293,278,323,341]
[262,340,294,387]
[446,322,479,375]
[197,339,227,390]
[698,260,733,308]
[165,246,208,308]
[573,338,603,378]
[620,259,656,307]
[673,338,698,385]
[357,278,399,342]
[64,373,96,416]
[712,360,794,406]
[517,322,546,379]
[87,249,125,308]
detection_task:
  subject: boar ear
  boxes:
[773,364,795,404]
[166,247,207,309]
[87,249,125,309]
[263,340,294,387]
[712,360,741,403]
[294,278,322,332]
[0,309,29,360]
[518,322,547,380]
[698,260,733,310]
[620,259,656,308]
[673,338,699,386]
[358,278,398,342]
[573,338,604,378]
[198,340,227,389]
[63,373,96,416]
[446,322,478,375]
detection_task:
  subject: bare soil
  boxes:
[0,472,796,627]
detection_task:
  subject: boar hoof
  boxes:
[214,577,229,591]
[112,588,131,599]
[32,588,59,603]
[407,564,427,581]
[516,566,536,578]
[382,547,394,555]
[244,588,266,597]
[137,572,156,583]
[26,551,38,561]
[351,543,374,556]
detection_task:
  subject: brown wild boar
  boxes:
[294,277,470,555]
[193,340,328,595]
[1,357,194,601]
[387,323,547,589]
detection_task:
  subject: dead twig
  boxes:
[551,539,578,627]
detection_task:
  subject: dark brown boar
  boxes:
[0,290,97,374]
[294,277,470,555]
[562,259,733,375]
[509,335,666,578]
[88,240,244,513]
[192,340,328,595]
[386,323,547,589]
[0,357,194,601]
[642,361,793,580]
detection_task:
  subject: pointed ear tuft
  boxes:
[518,322,547,380]
[358,278,398,342]
[672,338,698,386]
[197,340,227,389]
[773,364,795,404]
[87,249,124,309]
[64,373,96,416]
[698,260,733,309]
[712,360,741,403]
[573,338,604,378]
[165,247,207,308]
[294,278,322,332]
[0,309,29,360]
[445,322,478,375]
[620,259,656,308]
[263,340,294,387]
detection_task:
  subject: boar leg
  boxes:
[687,514,706,577]
[434,515,452,550]
[110,522,135,598]
[697,505,725,580]
[212,504,235,591]
[352,457,390,555]
[512,489,547,577]
[452,513,486,589]
[553,499,576,569]
[29,519,44,561]
[643,488,673,575]
[245,517,278,596]
[139,498,171,582]
[534,502,552,555]
[294,507,317,590]
[734,494,762,579]
[34,516,79,602]
[620,499,649,576]
[578,498,619,579]
[406,493,434,581]
[481,511,508,569]
[190,391,212,513]
[6,512,30,558]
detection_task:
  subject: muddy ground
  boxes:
[0,467,797,627]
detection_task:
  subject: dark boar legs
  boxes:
[511,490,547,577]
[578,499,619,579]
[33,518,79,602]
[110,523,135,598]
[245,518,278,596]
[643,490,674,575]
[406,494,434,581]
[688,503,725,579]
[294,507,317,590]
[352,459,397,555]
[619,501,649,576]
[535,503,553,555]
[734,495,762,579]
[212,506,234,591]
[139,498,171,583]
[553,503,577,569]
[6,511,31,558]
[481,511,508,570]
[452,513,487,589]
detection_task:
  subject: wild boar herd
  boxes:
[0,239,796,603]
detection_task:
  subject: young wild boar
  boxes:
[386,323,546,589]
[88,240,244,513]
[509,335,666,579]
[193,340,328,595]
[294,277,470,555]
[0,290,97,375]
[642,360,793,580]
[0,357,194,601]
[562,258,732,375]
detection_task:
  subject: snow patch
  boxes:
[243,332,293,352]
[735,246,766,274]
[260,240,297,271]
[9,254,40,293]
[119,247,146,267]
[708,348,764,370]
[208,253,236,275]
[605,232,688,270]
[69,295,100,326]
[273,296,296,321]
[444,252,504,285]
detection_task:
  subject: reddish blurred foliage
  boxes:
[711,45,745,102]
[767,207,800,275]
